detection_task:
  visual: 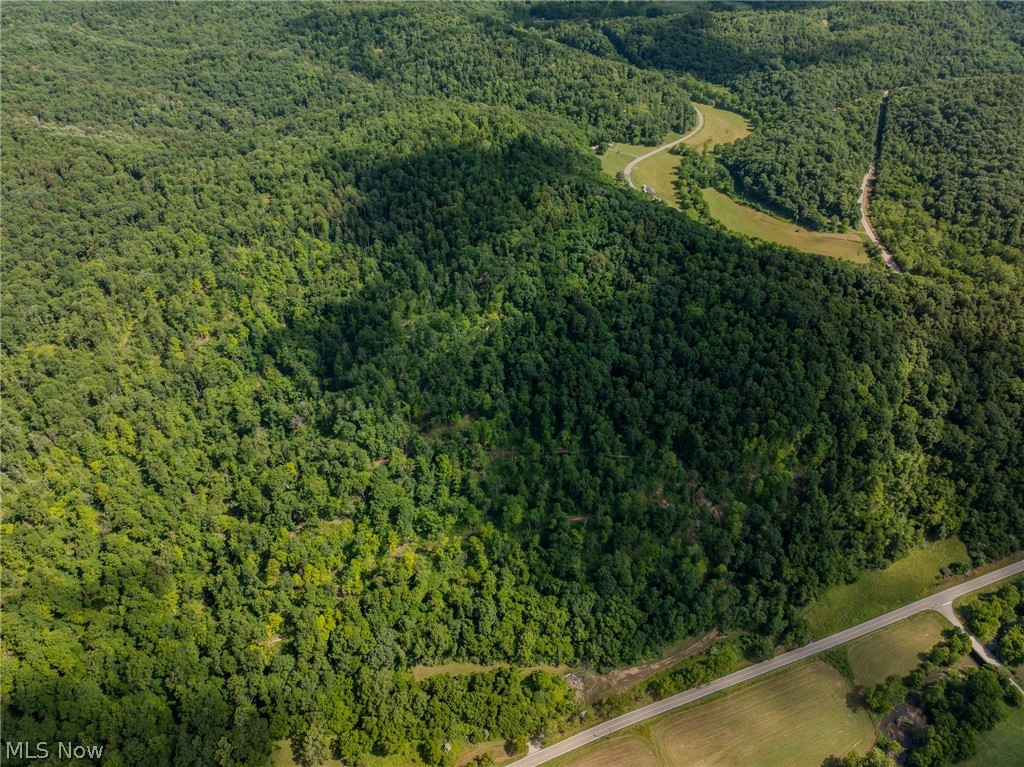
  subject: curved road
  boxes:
[859,162,903,273]
[623,104,705,191]
[510,558,1024,767]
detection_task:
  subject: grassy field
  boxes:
[549,733,659,767]
[628,143,686,211]
[598,137,670,178]
[598,103,750,210]
[597,102,870,263]
[961,703,1024,767]
[684,103,751,150]
[803,539,969,639]
[551,662,875,767]
[703,188,870,263]
[846,612,949,687]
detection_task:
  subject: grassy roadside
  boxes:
[547,662,874,767]
[684,102,751,150]
[549,612,967,767]
[803,539,968,638]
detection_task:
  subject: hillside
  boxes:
[2,3,1023,766]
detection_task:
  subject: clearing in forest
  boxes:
[598,131,684,182]
[600,102,870,263]
[410,662,572,682]
[702,188,870,263]
[682,102,751,150]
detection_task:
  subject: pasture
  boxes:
[961,703,1024,767]
[684,103,751,150]
[803,539,968,638]
[845,612,949,687]
[702,188,870,263]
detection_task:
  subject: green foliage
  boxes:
[962,578,1024,661]
[822,647,855,685]
[909,668,1011,767]
[643,641,742,702]
[3,3,1024,765]
[865,675,906,715]
[927,628,972,667]
[540,3,1024,229]
[742,634,776,664]
[293,4,694,145]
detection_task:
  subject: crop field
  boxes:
[552,662,875,767]
[684,103,751,150]
[846,612,949,687]
[547,733,659,767]
[702,188,870,263]
[804,539,968,638]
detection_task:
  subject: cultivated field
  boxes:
[845,612,949,687]
[550,662,875,767]
[702,188,870,263]
[683,103,751,150]
[804,539,968,638]
[546,733,659,767]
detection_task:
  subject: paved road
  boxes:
[623,104,705,191]
[510,558,1024,767]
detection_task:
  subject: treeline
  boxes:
[3,3,1024,766]
[289,4,694,145]
[961,580,1024,669]
[828,630,1021,767]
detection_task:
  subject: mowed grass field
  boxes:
[846,612,949,687]
[627,141,685,211]
[803,539,968,638]
[961,703,1024,767]
[549,733,659,767]
[599,103,750,210]
[598,136,677,179]
[703,188,870,263]
[551,662,875,767]
[684,102,751,150]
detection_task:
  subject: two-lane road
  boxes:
[510,558,1024,767]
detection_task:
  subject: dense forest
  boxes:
[2,3,1023,766]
